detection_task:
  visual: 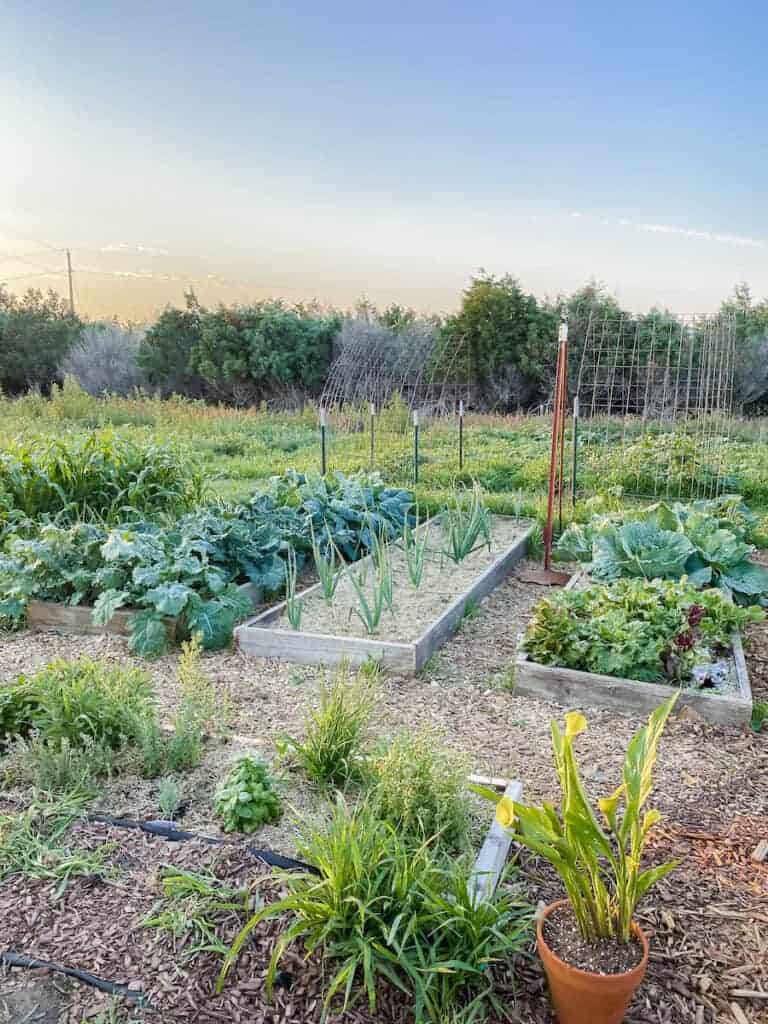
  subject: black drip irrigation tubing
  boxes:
[87,811,321,874]
[0,817,313,1006]
[0,952,149,1006]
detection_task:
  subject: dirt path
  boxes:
[0,566,766,1022]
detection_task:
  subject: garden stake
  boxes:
[458,399,464,471]
[369,401,375,468]
[413,409,419,484]
[320,407,327,476]
[571,395,579,507]
[518,321,571,586]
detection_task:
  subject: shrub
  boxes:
[370,727,471,851]
[60,323,148,397]
[214,756,281,833]
[0,285,82,395]
[279,664,376,787]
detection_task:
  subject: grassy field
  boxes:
[3,380,768,513]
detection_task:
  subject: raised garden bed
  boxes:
[26,581,263,639]
[236,516,535,672]
[514,573,753,728]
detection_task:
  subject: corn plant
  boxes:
[472,693,679,944]
[402,507,430,589]
[311,522,341,606]
[442,482,492,563]
[284,546,303,630]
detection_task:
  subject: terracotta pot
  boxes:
[536,900,649,1024]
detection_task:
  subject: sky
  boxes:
[1,0,767,320]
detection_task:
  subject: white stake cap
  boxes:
[459,399,464,416]
[320,408,327,427]
[558,322,568,343]
[413,410,419,427]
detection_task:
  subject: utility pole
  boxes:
[66,248,75,315]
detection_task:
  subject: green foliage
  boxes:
[8,658,155,750]
[158,777,183,819]
[284,544,303,629]
[214,756,282,833]
[0,678,40,749]
[0,793,113,895]
[751,701,768,733]
[0,286,82,395]
[556,496,768,606]
[370,727,471,851]
[219,798,531,1022]
[441,482,492,563]
[522,578,762,685]
[10,734,117,794]
[402,506,431,588]
[190,301,340,405]
[280,664,376,787]
[143,868,250,959]
[137,295,206,397]
[474,697,678,944]
[0,432,204,524]
[440,273,557,409]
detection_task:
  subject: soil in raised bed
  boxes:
[275,515,528,642]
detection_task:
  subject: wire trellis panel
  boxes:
[574,312,739,500]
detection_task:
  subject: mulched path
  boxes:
[0,561,766,1022]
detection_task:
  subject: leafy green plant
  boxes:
[218,798,433,1013]
[279,664,376,787]
[311,522,341,605]
[158,777,182,819]
[0,433,204,524]
[407,863,532,1023]
[10,734,116,794]
[0,794,114,896]
[284,544,303,629]
[0,678,41,748]
[370,727,471,851]
[344,536,395,634]
[522,578,762,685]
[143,868,250,959]
[218,798,531,1023]
[214,756,282,832]
[10,658,155,751]
[556,497,768,606]
[473,696,679,944]
[442,482,492,563]
[751,701,768,733]
[402,506,431,588]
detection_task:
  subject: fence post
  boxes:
[320,407,327,476]
[413,409,420,484]
[458,399,464,472]
[369,401,375,468]
[571,395,579,507]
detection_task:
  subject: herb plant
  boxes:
[214,756,282,833]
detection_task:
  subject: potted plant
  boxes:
[474,693,678,1024]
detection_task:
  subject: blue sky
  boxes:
[2,1,767,317]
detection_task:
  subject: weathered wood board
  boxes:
[26,581,263,639]
[236,519,535,672]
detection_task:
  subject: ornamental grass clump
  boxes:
[473,694,679,945]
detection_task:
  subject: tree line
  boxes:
[1,276,767,411]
